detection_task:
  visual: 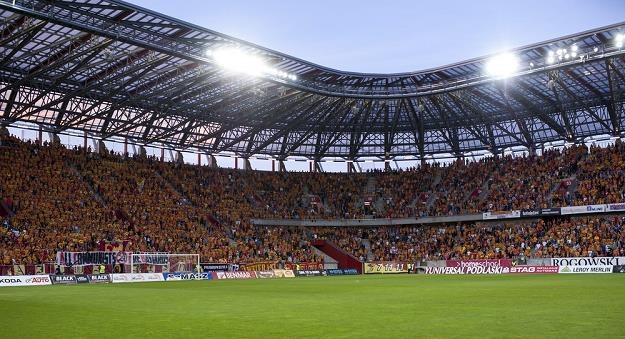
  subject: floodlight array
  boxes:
[206,47,297,81]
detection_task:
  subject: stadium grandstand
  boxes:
[0,0,624,338]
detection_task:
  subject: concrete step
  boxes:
[313,247,338,269]
[361,239,375,261]
[66,163,108,208]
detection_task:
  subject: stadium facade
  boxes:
[0,0,624,171]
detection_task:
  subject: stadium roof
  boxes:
[0,0,624,160]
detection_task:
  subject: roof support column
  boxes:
[48,131,60,145]
[347,160,357,173]
[98,140,107,155]
[314,160,324,172]
[207,154,217,168]
[241,158,252,171]
[83,131,88,153]
[384,157,391,171]
[139,146,147,158]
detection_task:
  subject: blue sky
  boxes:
[127,0,624,73]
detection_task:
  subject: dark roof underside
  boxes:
[0,0,624,159]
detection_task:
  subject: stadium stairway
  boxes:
[153,169,232,237]
[0,198,15,218]
[547,176,577,206]
[476,171,495,202]
[361,238,375,261]
[365,176,377,194]
[312,239,362,273]
[67,163,109,208]
[312,247,338,269]
[425,169,444,212]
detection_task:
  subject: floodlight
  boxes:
[571,45,578,52]
[556,49,563,56]
[593,47,599,52]
[485,53,519,78]
[616,34,624,48]
[212,47,269,76]
[571,51,577,58]
[548,50,554,57]
[546,56,555,64]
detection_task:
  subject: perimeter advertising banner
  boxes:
[50,275,77,285]
[612,265,625,273]
[272,269,295,278]
[111,273,164,283]
[364,262,414,274]
[213,271,258,280]
[0,275,52,287]
[294,270,326,277]
[550,257,625,267]
[164,272,211,281]
[256,270,276,279]
[446,259,513,268]
[425,259,513,274]
[75,274,90,284]
[558,265,613,274]
[424,266,509,275]
[325,269,359,276]
[508,266,559,274]
[87,274,111,283]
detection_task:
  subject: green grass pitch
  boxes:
[1,274,624,338]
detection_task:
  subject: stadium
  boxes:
[0,0,624,338]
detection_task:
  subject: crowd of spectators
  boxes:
[2,133,625,267]
[484,145,584,212]
[0,135,318,266]
[310,216,625,262]
[571,142,625,206]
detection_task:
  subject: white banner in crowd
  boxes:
[606,203,625,212]
[482,210,521,220]
[550,257,625,266]
[560,204,606,215]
